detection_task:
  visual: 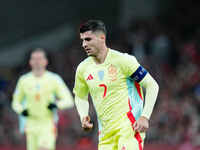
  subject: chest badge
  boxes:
[98,70,104,81]
[108,64,117,81]
[35,93,40,101]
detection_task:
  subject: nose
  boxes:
[82,41,87,49]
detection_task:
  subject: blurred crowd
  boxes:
[125,19,200,148]
[0,16,200,150]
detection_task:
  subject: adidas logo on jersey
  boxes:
[87,74,93,80]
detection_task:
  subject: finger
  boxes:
[82,123,86,128]
[82,121,93,129]
[133,122,137,129]
[83,121,89,127]
[85,121,92,127]
[136,123,145,132]
[82,121,89,128]
[143,126,148,132]
[135,126,141,132]
[82,123,93,132]
[139,125,148,132]
[82,116,90,126]
[82,116,90,122]
[133,122,139,131]
[140,123,148,132]
[87,122,93,128]
[135,126,140,132]
[85,116,90,122]
[139,124,145,131]
[138,126,144,132]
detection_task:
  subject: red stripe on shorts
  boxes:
[127,99,143,150]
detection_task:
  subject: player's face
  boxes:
[80,31,104,57]
[29,51,48,71]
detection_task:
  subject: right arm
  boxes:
[12,78,25,114]
[75,96,89,122]
[73,65,92,129]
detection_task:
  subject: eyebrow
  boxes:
[80,37,92,41]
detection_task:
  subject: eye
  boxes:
[85,38,91,41]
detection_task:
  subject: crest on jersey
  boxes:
[35,93,40,101]
[108,64,117,81]
[98,70,104,81]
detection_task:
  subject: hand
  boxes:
[82,116,93,131]
[21,109,29,117]
[48,103,57,111]
[133,116,149,132]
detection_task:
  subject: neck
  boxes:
[32,69,46,77]
[95,46,108,64]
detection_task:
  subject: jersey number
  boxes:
[99,84,107,98]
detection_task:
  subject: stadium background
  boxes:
[0,0,200,150]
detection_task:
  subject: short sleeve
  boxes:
[121,53,140,77]
[73,65,89,100]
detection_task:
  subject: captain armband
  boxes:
[130,66,148,83]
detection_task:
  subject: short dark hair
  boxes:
[31,48,47,59]
[80,20,107,35]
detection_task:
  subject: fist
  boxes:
[133,116,149,132]
[21,109,29,117]
[48,103,57,111]
[82,116,93,131]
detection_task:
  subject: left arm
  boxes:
[121,54,159,132]
[54,76,74,110]
[131,67,159,132]
[139,73,159,119]
[133,72,159,132]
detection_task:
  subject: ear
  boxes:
[100,34,106,40]
[45,59,49,66]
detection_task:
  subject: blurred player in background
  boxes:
[73,20,159,150]
[12,48,74,150]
